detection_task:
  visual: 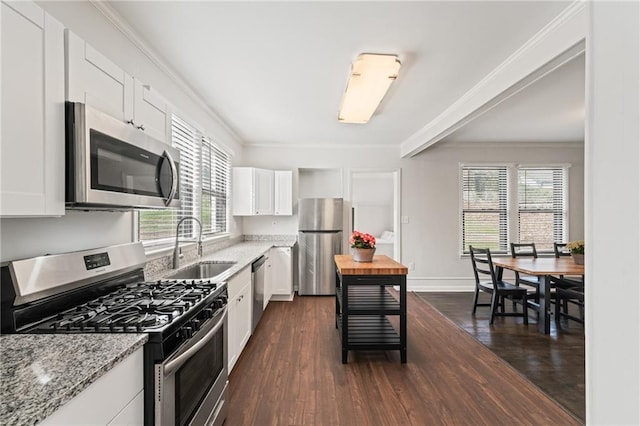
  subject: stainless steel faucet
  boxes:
[172,216,203,269]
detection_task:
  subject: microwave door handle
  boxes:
[164,306,227,376]
[163,150,178,206]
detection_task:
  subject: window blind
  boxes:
[517,167,567,251]
[461,166,508,253]
[201,136,230,235]
[138,114,200,241]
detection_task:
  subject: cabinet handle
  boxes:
[126,119,136,126]
[137,124,145,131]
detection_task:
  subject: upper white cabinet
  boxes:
[232,168,292,216]
[66,30,170,143]
[232,167,274,216]
[274,170,293,216]
[1,1,65,217]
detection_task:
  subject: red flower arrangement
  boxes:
[350,230,376,249]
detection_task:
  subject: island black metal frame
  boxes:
[335,270,407,363]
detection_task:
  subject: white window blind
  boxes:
[201,136,230,235]
[139,114,230,244]
[517,167,567,251]
[461,166,508,253]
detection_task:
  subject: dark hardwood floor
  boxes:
[417,292,585,422]
[227,292,581,425]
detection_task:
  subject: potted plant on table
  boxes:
[566,240,585,264]
[350,231,377,262]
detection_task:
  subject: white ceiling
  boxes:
[107,1,581,148]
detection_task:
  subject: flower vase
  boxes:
[352,247,376,262]
[571,253,584,265]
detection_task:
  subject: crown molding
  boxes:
[401,0,587,158]
[442,140,584,150]
[88,0,244,146]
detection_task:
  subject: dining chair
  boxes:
[553,242,584,288]
[510,242,541,303]
[554,283,585,325]
[469,246,533,325]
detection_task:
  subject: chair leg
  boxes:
[555,291,561,322]
[500,296,505,313]
[522,294,528,325]
[489,292,499,325]
[472,287,479,315]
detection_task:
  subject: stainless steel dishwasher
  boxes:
[251,255,267,332]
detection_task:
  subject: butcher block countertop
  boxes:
[334,255,408,275]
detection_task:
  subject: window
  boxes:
[460,165,569,254]
[461,166,508,253]
[517,167,567,251]
[138,114,231,244]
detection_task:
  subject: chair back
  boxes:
[554,242,571,258]
[469,246,498,287]
[510,242,538,258]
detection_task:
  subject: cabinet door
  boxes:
[237,282,252,353]
[231,167,254,216]
[133,79,171,143]
[1,1,65,216]
[66,29,134,123]
[274,171,293,216]
[227,297,239,372]
[271,247,293,296]
[264,255,272,309]
[254,168,274,215]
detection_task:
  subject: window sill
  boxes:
[143,233,231,260]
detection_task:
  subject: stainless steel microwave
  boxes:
[65,102,180,210]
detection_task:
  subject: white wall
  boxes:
[242,142,584,291]
[586,1,640,423]
[0,2,243,262]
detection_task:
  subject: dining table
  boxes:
[492,257,584,334]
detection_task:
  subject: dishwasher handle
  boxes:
[252,255,267,271]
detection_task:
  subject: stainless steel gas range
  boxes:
[0,242,228,426]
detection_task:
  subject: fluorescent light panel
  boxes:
[338,53,401,124]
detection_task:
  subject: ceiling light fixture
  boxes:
[338,53,401,124]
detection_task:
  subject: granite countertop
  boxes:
[146,238,296,282]
[0,334,147,425]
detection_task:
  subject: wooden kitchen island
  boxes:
[334,255,408,364]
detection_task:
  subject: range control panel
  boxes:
[83,252,111,270]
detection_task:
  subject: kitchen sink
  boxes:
[166,261,237,280]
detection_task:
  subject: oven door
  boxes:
[66,102,180,209]
[155,306,228,426]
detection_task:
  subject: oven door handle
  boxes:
[164,306,227,376]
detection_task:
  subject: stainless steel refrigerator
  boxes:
[298,198,343,295]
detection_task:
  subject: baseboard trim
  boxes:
[407,276,475,292]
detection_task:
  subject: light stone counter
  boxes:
[146,238,296,282]
[0,333,147,425]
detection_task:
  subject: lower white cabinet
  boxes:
[227,266,252,373]
[264,255,273,310]
[39,348,143,425]
[270,247,294,300]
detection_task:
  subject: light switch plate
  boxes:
[401,216,409,224]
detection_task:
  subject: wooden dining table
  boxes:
[492,257,584,334]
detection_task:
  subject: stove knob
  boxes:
[203,308,213,319]
[181,326,193,339]
[192,319,201,331]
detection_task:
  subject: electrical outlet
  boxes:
[408,262,415,271]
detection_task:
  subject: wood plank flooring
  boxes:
[418,292,585,421]
[227,292,581,425]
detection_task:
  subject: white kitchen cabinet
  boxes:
[39,347,143,425]
[264,255,273,309]
[227,266,252,372]
[1,0,65,217]
[232,167,275,216]
[66,30,171,143]
[270,247,294,300]
[274,170,293,216]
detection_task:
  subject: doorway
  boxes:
[349,170,401,261]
